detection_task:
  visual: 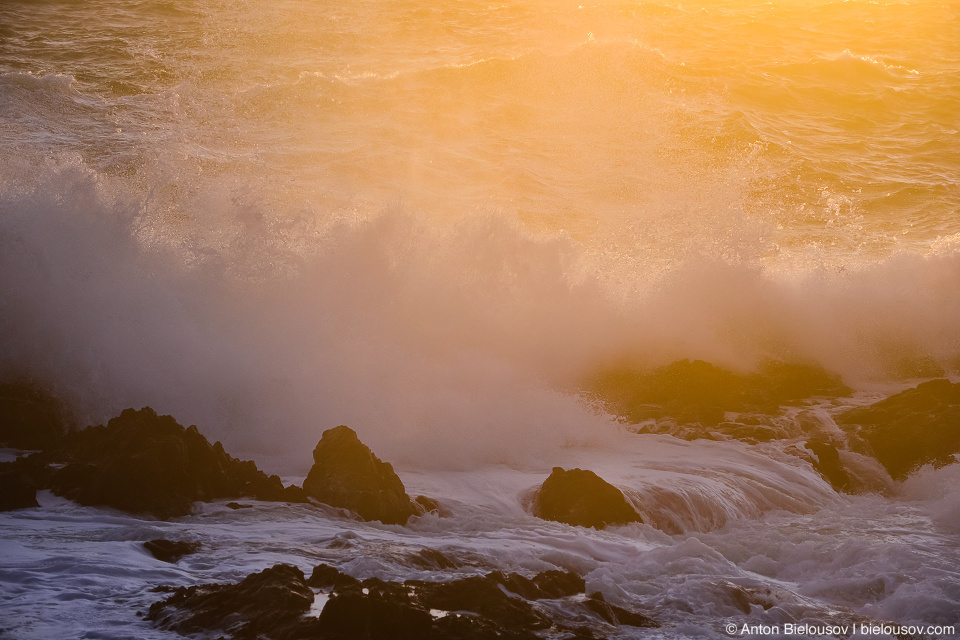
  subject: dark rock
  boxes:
[302,425,417,525]
[531,569,586,599]
[588,359,851,428]
[48,407,307,518]
[805,440,853,493]
[413,494,449,517]
[0,382,72,450]
[143,539,200,563]
[307,564,361,591]
[316,590,433,640]
[407,548,461,570]
[147,561,650,640]
[584,592,658,628]
[147,564,313,639]
[0,468,38,510]
[838,379,960,479]
[414,574,552,631]
[533,467,642,529]
[226,502,252,510]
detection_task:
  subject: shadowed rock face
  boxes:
[302,425,417,525]
[147,564,313,638]
[148,562,655,640]
[838,379,960,479]
[48,407,306,518]
[533,467,642,530]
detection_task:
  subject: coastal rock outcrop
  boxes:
[838,379,960,479]
[147,562,655,640]
[48,407,306,518]
[588,359,851,428]
[147,564,313,638]
[302,425,417,525]
[533,467,642,529]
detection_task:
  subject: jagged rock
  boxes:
[406,548,461,570]
[838,379,960,479]
[48,407,306,518]
[584,592,659,627]
[533,467,642,529]
[307,563,361,591]
[147,562,654,640]
[0,382,72,450]
[143,539,200,563]
[302,425,416,525]
[413,575,552,630]
[588,359,851,428]
[0,467,38,510]
[147,564,313,638]
[805,440,853,493]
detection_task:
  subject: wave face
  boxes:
[1,1,960,638]
[1,0,959,465]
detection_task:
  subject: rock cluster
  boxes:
[46,407,307,518]
[147,561,657,640]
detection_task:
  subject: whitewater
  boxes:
[1,0,959,637]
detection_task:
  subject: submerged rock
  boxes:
[143,539,200,563]
[302,425,417,525]
[838,379,960,479]
[148,562,653,640]
[48,407,306,518]
[533,467,642,529]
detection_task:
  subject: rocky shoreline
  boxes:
[2,363,960,639]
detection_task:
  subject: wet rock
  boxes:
[805,439,853,493]
[0,382,72,450]
[302,425,417,525]
[407,548,462,570]
[148,562,653,640]
[838,379,960,479]
[413,574,552,631]
[316,590,433,640]
[584,592,659,628]
[588,359,851,428]
[226,501,252,510]
[413,494,449,516]
[307,563,361,591]
[533,467,642,529]
[48,407,307,518]
[0,467,38,510]
[147,563,313,638]
[143,539,200,563]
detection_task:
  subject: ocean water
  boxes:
[1,0,959,637]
